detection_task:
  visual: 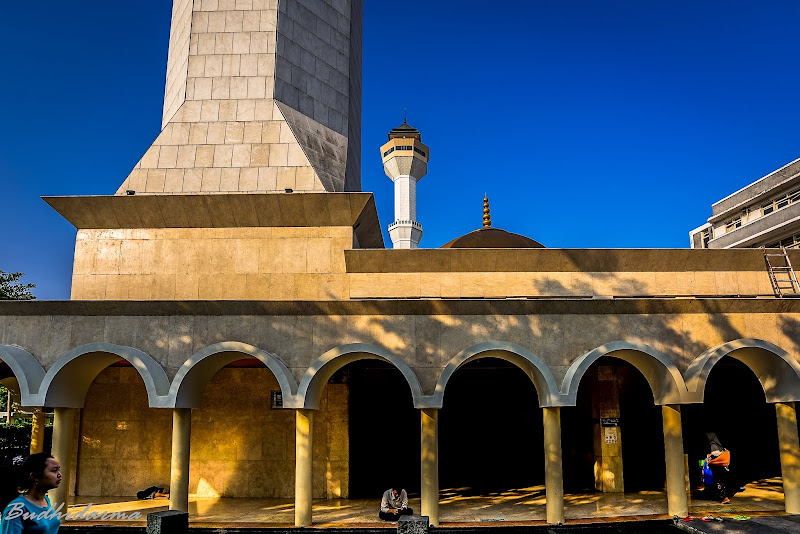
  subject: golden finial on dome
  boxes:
[483,194,491,228]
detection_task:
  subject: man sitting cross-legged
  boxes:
[379,486,413,521]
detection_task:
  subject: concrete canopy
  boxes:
[560,341,688,406]
[0,345,45,401]
[428,341,561,408]
[30,343,171,408]
[290,343,424,410]
[685,339,800,403]
[168,341,297,409]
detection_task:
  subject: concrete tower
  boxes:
[380,120,430,248]
[115,0,363,195]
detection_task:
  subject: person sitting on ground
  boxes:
[379,486,413,521]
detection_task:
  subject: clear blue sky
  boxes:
[1,1,799,299]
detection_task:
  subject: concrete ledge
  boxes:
[345,248,793,273]
[147,510,187,534]
[398,515,428,534]
[0,297,798,316]
[43,192,384,249]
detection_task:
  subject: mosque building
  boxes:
[3,0,800,527]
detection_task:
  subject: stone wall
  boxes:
[71,226,354,300]
[76,366,348,498]
[3,301,799,393]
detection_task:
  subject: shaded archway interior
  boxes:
[347,359,419,498]
[561,356,665,492]
[439,357,544,494]
[682,356,781,491]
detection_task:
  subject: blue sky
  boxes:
[1,1,799,299]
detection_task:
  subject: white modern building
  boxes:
[690,158,800,249]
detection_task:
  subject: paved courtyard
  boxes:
[64,479,787,528]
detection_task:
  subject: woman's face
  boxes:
[35,458,62,491]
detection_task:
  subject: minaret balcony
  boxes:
[389,220,423,231]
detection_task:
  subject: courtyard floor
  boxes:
[65,479,787,528]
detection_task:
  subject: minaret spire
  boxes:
[380,120,430,249]
[483,195,492,228]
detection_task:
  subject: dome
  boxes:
[441,227,545,249]
[441,195,545,249]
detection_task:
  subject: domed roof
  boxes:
[388,118,421,140]
[441,227,545,249]
[441,196,545,249]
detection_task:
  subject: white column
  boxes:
[543,407,564,524]
[295,409,314,526]
[51,407,75,511]
[393,175,417,222]
[662,405,689,517]
[421,408,439,525]
[776,402,800,514]
[170,408,192,512]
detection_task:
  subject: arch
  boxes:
[168,341,297,408]
[33,343,171,408]
[291,344,423,409]
[428,341,561,408]
[684,339,800,403]
[0,345,45,404]
[560,341,687,405]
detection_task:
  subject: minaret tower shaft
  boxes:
[380,120,430,249]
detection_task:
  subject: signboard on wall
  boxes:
[271,390,283,409]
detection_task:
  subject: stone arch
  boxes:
[427,341,561,409]
[560,341,687,405]
[291,343,423,409]
[168,341,297,408]
[684,339,800,403]
[34,343,171,408]
[0,345,46,405]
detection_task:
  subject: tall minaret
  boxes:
[380,120,430,249]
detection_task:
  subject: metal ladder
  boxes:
[763,246,800,297]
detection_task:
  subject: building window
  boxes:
[414,147,427,157]
[397,145,413,151]
[383,147,395,157]
[761,188,800,216]
[702,229,711,248]
[725,217,742,232]
[766,234,800,249]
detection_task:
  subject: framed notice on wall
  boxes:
[271,390,283,409]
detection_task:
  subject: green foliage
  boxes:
[0,271,36,300]
[0,385,6,412]
[0,423,53,465]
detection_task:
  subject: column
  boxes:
[30,408,46,454]
[662,405,688,517]
[420,408,439,525]
[592,366,624,492]
[170,408,192,513]
[6,389,13,424]
[295,409,314,527]
[776,402,800,514]
[50,407,75,511]
[543,406,564,525]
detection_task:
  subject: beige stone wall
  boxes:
[4,305,799,394]
[71,226,354,300]
[76,366,348,498]
[76,367,172,496]
[348,271,775,299]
